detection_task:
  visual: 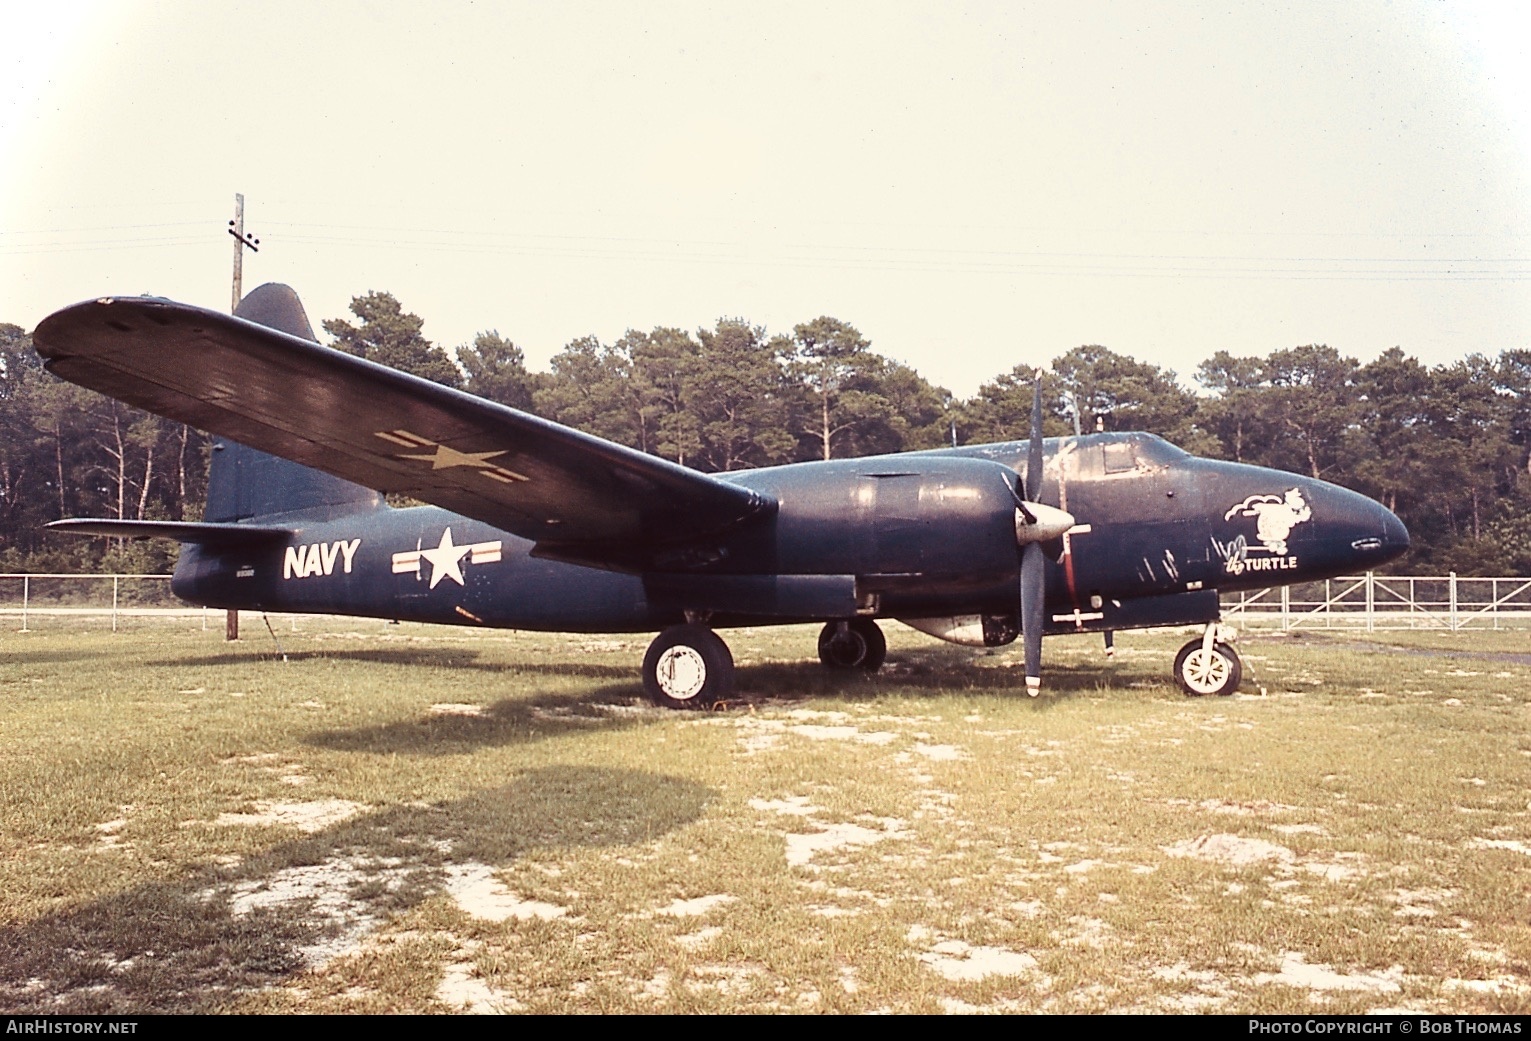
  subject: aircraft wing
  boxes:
[33,296,774,558]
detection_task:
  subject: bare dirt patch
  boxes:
[212,853,418,968]
[442,863,569,922]
[1162,833,1295,867]
[656,894,736,917]
[435,936,525,1013]
[1254,952,1404,995]
[428,703,486,717]
[908,925,1041,983]
[784,820,906,868]
[212,799,367,833]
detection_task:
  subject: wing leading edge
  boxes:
[34,291,774,562]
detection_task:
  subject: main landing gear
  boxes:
[1174,624,1242,697]
[642,623,735,710]
[641,618,890,710]
[817,619,887,671]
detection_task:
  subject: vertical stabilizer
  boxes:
[204,284,384,522]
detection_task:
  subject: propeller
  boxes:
[1008,376,1074,545]
[1017,374,1069,696]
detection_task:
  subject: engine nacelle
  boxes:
[739,455,1036,584]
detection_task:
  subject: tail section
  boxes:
[204,284,383,523]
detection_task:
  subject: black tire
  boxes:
[817,619,887,672]
[1174,638,1242,697]
[643,624,735,709]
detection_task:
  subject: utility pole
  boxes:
[224,193,259,641]
[228,192,260,311]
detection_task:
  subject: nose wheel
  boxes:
[643,624,735,709]
[1174,634,1242,697]
[817,619,887,671]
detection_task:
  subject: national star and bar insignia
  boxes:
[375,429,529,483]
[392,527,504,588]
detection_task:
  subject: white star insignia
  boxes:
[416,527,471,589]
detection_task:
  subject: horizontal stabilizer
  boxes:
[47,518,293,545]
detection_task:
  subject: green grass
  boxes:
[1,617,1528,1013]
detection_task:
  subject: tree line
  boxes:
[3,291,1527,575]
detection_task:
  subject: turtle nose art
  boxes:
[1216,473,1409,582]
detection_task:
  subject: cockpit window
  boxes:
[1102,440,1136,474]
[1067,433,1187,479]
[1130,433,1188,465]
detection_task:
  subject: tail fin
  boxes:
[203,284,384,523]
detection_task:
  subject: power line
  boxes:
[0,221,205,236]
[5,219,1528,281]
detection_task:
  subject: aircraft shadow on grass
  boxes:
[303,689,650,756]
[735,652,1141,699]
[0,764,713,1014]
[150,646,635,680]
[3,648,105,667]
[301,651,1144,757]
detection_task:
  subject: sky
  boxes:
[2,0,1528,398]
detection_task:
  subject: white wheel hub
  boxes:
[1182,648,1232,695]
[655,645,708,700]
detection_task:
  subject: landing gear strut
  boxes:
[1173,624,1242,697]
[817,619,887,671]
[643,623,735,709]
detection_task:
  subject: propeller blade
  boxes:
[1003,412,1074,544]
[1013,373,1050,695]
[1021,540,1045,696]
[1026,373,1044,501]
[1008,472,1038,525]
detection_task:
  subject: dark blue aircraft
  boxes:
[33,284,1408,707]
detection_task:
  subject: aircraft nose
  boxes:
[1311,482,1409,568]
[1214,466,1408,583]
[1379,504,1410,556]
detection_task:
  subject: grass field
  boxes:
[1,616,1529,1014]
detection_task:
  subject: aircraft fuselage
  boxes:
[173,431,1408,643]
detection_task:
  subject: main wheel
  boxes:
[817,619,887,671]
[643,624,735,709]
[1174,639,1242,697]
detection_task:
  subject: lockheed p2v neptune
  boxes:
[33,284,1409,706]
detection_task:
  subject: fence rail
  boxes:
[4,572,1530,633]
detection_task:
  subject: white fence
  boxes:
[0,572,197,632]
[5,571,1530,633]
[1221,573,1531,631]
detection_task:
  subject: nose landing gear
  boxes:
[1174,624,1242,697]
